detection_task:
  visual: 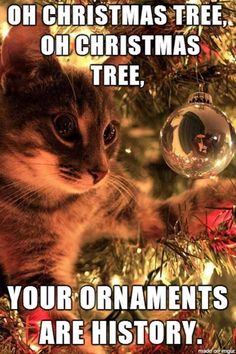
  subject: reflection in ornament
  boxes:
[194,134,208,154]
[178,111,205,154]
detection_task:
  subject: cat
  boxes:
[0,14,235,354]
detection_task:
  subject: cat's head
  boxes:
[0,18,122,197]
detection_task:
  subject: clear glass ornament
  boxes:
[160,92,236,178]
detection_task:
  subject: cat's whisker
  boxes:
[0,181,43,207]
[112,174,137,190]
[0,184,35,207]
[109,173,136,190]
[107,179,131,205]
[109,175,137,203]
[113,177,137,201]
[62,67,77,102]
[0,172,61,214]
[107,181,128,205]
[0,185,50,224]
[0,175,59,213]
[0,168,54,192]
[117,176,137,200]
[0,189,39,218]
[7,185,49,214]
[0,180,20,193]
[107,180,135,212]
[109,178,134,203]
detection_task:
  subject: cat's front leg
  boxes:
[139,179,236,239]
[85,176,236,244]
[136,182,236,241]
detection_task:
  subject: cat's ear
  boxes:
[0,12,61,94]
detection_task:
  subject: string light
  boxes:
[29,343,41,352]
[58,27,107,67]
[202,262,215,284]
[231,306,236,322]
[111,275,122,286]
[0,21,9,39]
[186,0,202,4]
[125,148,132,154]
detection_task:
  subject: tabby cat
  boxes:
[0,16,235,354]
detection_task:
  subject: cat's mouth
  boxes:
[59,165,107,192]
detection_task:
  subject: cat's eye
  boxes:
[53,114,77,141]
[104,123,117,145]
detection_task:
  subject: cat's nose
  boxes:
[88,170,108,184]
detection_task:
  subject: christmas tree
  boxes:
[0,0,235,353]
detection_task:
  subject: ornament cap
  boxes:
[188,92,213,105]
